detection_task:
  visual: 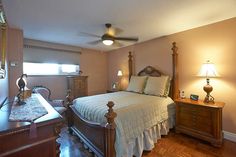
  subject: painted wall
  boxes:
[8,28,23,98]
[108,17,236,133]
[79,48,108,95]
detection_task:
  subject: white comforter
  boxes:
[73,91,175,157]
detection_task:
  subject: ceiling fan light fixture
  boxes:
[102,39,113,46]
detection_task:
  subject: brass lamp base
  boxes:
[203,78,214,103]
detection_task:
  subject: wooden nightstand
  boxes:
[175,98,225,147]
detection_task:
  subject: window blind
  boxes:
[23,39,81,64]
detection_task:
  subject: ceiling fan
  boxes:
[82,23,139,46]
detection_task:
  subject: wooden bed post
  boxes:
[128,51,133,80]
[171,42,179,100]
[66,90,74,133]
[104,101,117,157]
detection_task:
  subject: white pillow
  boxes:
[126,76,147,93]
[144,76,170,96]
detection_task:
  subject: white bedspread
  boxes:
[72,91,175,157]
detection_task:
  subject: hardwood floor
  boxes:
[58,127,236,157]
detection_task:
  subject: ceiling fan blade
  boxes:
[79,32,100,38]
[114,37,138,42]
[87,40,102,45]
[113,41,124,47]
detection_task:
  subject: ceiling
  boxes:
[2,0,236,51]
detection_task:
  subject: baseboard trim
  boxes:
[223,130,236,142]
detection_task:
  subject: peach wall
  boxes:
[8,28,23,98]
[79,48,108,95]
[108,17,236,133]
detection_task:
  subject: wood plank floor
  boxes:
[58,127,236,157]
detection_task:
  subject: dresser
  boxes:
[67,76,88,100]
[175,98,225,147]
[0,94,63,157]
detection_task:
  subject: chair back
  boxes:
[32,86,51,101]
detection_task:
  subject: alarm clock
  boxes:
[190,94,199,101]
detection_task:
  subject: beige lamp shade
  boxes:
[117,70,123,76]
[198,60,218,78]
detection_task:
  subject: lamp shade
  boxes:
[117,70,123,76]
[198,60,218,78]
[103,39,113,46]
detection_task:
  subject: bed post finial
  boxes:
[171,42,179,100]
[104,101,117,157]
[128,51,133,80]
[66,89,72,107]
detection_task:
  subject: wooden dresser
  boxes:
[0,94,63,157]
[175,98,225,147]
[67,76,88,100]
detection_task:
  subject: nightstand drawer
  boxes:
[178,103,212,119]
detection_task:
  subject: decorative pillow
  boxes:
[126,76,147,93]
[164,76,172,97]
[144,76,171,97]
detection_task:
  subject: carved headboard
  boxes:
[138,66,162,77]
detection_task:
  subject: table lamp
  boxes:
[117,70,123,90]
[198,60,218,103]
[16,74,28,105]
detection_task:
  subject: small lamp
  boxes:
[117,70,123,90]
[16,74,28,105]
[198,60,218,103]
[117,70,123,77]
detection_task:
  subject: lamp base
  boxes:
[204,95,215,104]
[16,91,26,106]
[203,83,214,104]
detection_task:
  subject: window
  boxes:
[23,62,80,75]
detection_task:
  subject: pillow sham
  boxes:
[144,76,171,97]
[126,76,147,93]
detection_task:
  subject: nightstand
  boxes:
[175,98,225,147]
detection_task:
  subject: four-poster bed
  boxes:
[66,42,179,157]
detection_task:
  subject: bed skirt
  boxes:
[119,116,175,157]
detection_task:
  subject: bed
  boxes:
[66,42,179,157]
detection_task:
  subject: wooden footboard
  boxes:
[66,91,117,157]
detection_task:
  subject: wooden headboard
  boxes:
[138,66,162,77]
[128,42,179,100]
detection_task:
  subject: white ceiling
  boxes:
[2,0,236,51]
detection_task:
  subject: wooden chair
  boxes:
[32,86,67,115]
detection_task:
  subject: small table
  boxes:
[0,94,63,157]
[175,98,225,147]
